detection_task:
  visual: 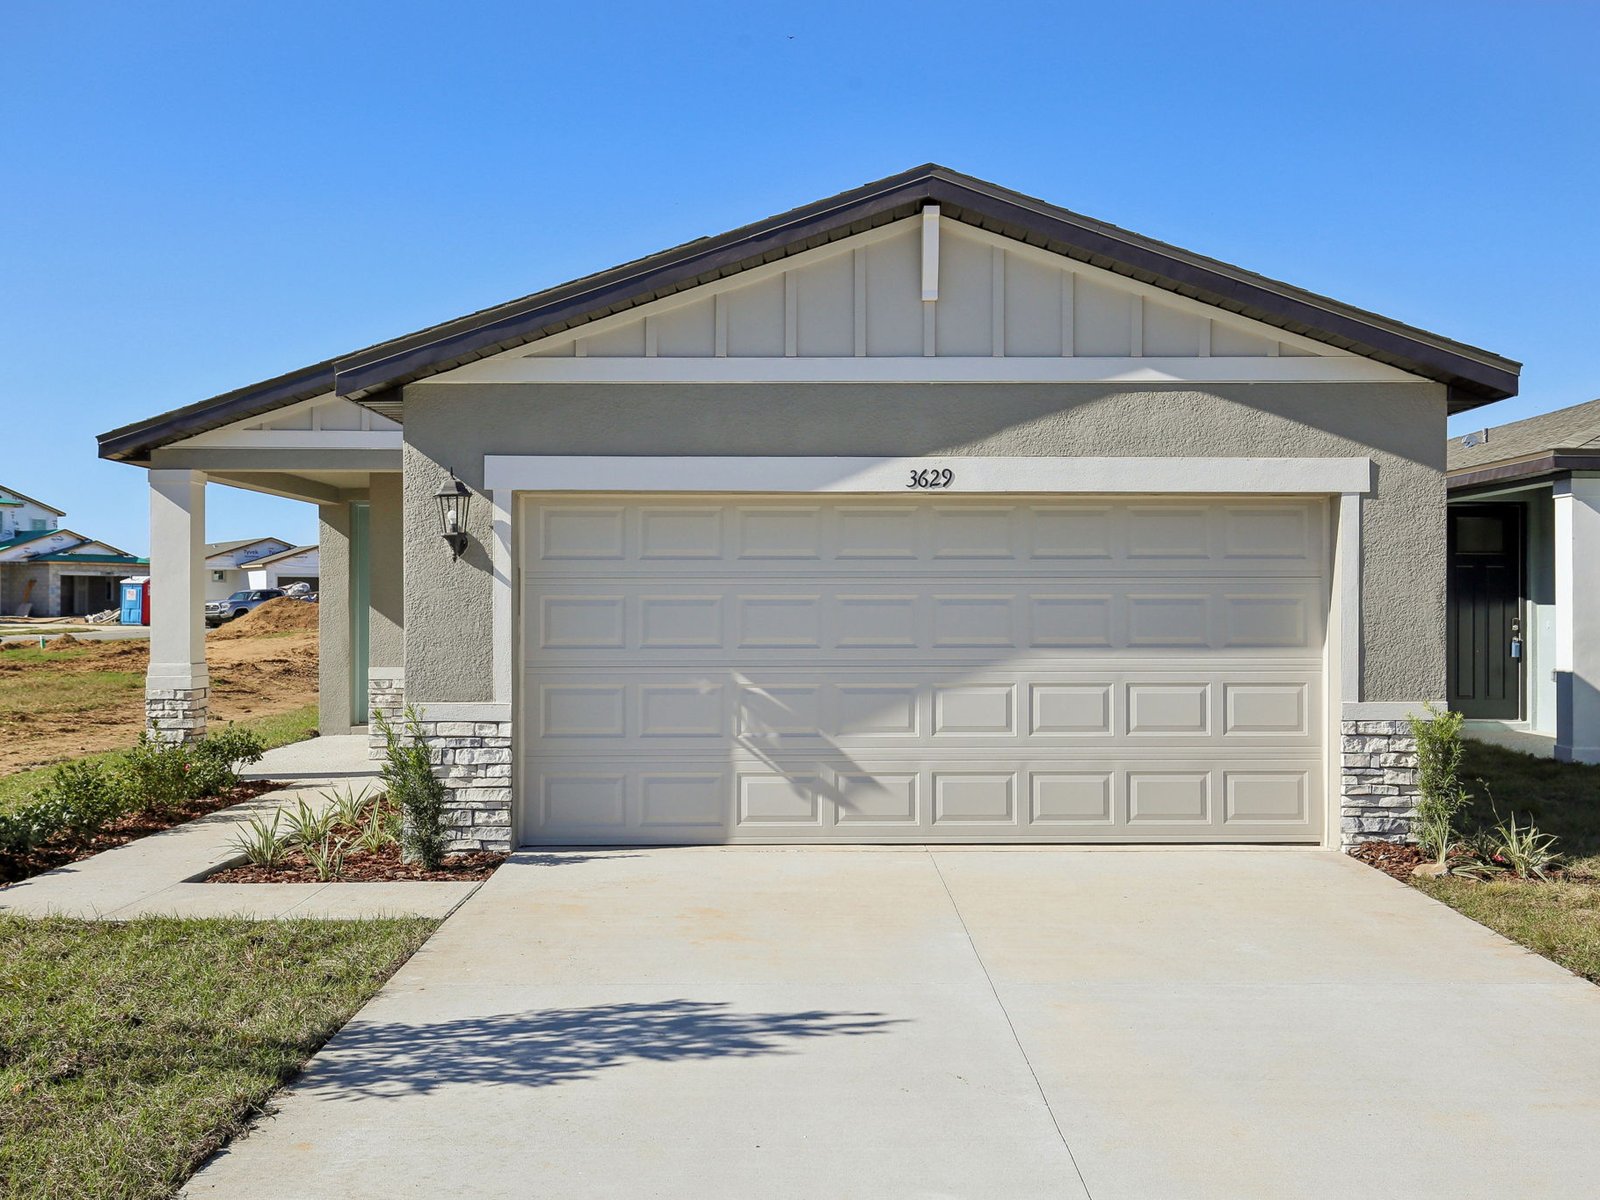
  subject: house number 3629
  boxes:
[907,468,955,489]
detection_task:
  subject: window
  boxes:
[211,570,227,582]
[30,519,47,531]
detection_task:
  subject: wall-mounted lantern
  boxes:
[434,470,472,561]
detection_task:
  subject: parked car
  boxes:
[205,588,286,625]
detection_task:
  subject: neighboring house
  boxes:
[97,165,1520,852]
[244,543,319,592]
[1446,397,1600,762]
[204,536,292,600]
[0,485,147,617]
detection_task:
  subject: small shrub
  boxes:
[1408,704,1472,863]
[228,812,292,867]
[303,833,348,881]
[351,801,400,855]
[375,706,447,869]
[188,725,265,796]
[32,760,124,848]
[117,734,195,814]
[0,800,59,857]
[281,798,336,848]
[323,784,376,830]
[1489,811,1562,881]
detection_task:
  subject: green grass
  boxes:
[0,915,437,1200]
[1459,740,1600,875]
[1411,739,1600,983]
[0,703,321,814]
[1414,876,1600,982]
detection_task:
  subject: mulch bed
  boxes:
[207,842,505,883]
[1350,840,1428,880]
[0,780,284,885]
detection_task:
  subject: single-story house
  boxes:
[203,536,293,600]
[1446,397,1600,762]
[97,165,1519,851]
[244,543,319,592]
[0,484,147,617]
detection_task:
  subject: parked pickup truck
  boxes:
[205,588,286,626]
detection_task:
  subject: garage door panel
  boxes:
[525,578,1324,662]
[525,668,1320,753]
[525,497,1325,577]
[519,496,1327,844]
[522,755,1321,843]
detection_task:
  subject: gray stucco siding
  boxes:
[399,379,1448,705]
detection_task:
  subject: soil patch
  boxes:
[44,634,83,650]
[1349,841,1427,880]
[0,781,284,885]
[209,843,504,883]
[211,597,318,639]
[0,626,317,775]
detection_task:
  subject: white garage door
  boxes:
[518,496,1326,844]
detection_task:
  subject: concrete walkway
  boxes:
[0,736,478,919]
[184,847,1600,1199]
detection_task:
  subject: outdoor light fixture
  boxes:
[434,470,472,561]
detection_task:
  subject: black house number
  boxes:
[907,467,955,489]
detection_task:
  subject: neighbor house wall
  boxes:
[400,379,1449,705]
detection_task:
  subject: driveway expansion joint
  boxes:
[926,847,1094,1200]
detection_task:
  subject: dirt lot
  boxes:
[0,599,319,776]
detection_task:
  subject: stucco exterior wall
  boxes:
[317,502,353,736]
[368,473,405,670]
[399,380,1449,705]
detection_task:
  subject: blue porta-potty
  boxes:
[119,577,149,625]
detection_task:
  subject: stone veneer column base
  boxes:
[416,717,513,852]
[367,670,405,759]
[1340,719,1419,848]
[145,686,208,744]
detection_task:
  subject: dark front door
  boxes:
[1447,504,1524,719]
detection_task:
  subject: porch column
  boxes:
[146,469,208,742]
[1553,477,1600,762]
[366,473,405,753]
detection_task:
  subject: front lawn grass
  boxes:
[1460,740,1600,874]
[1415,739,1600,983]
[0,915,436,1200]
[0,703,321,814]
[1413,876,1600,983]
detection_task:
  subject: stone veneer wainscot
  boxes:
[416,718,514,852]
[1340,719,1420,847]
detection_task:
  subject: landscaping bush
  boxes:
[0,761,125,856]
[188,724,265,795]
[374,706,447,869]
[32,760,125,848]
[0,726,267,863]
[116,734,195,814]
[1408,703,1472,863]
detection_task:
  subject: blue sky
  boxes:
[3,1,1596,554]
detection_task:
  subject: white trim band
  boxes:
[415,702,512,724]
[1342,701,1440,721]
[442,355,1416,386]
[485,455,1374,496]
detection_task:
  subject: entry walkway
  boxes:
[184,846,1600,1198]
[0,736,478,919]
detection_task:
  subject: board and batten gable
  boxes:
[400,378,1448,707]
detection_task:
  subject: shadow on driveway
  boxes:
[307,1000,903,1098]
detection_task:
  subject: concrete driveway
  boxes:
[186,848,1600,1199]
